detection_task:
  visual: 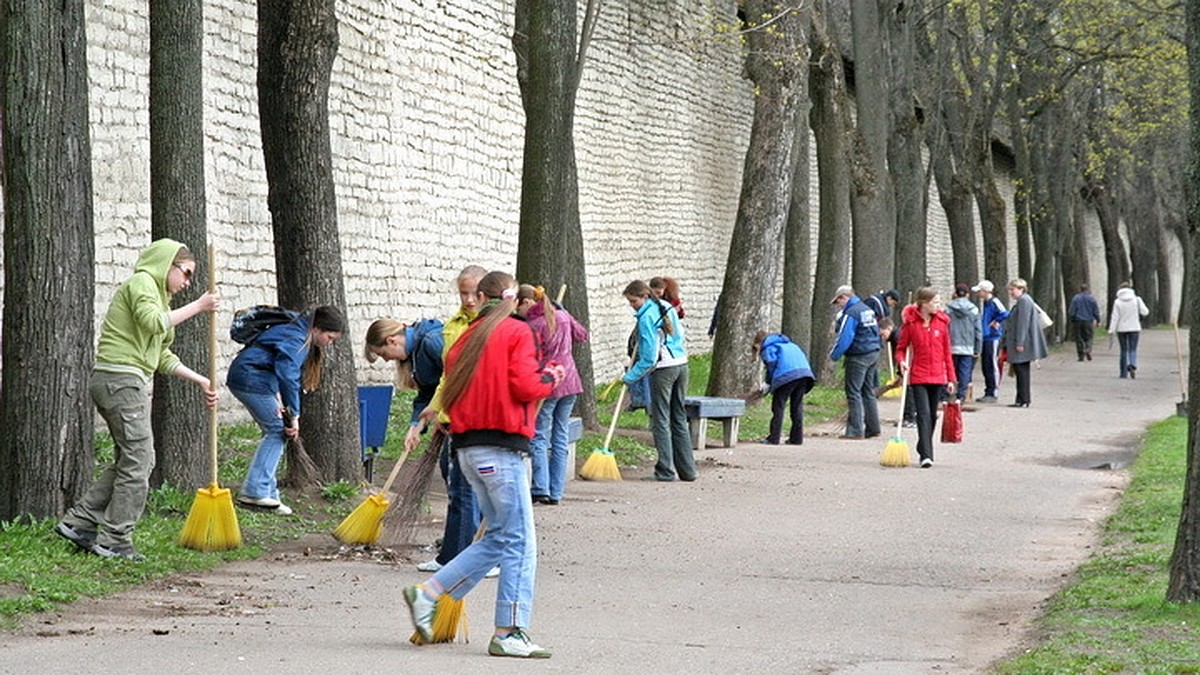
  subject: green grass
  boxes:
[993,416,1200,673]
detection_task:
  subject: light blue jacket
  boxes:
[624,298,687,383]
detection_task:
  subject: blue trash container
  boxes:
[358,385,394,481]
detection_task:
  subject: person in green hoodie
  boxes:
[55,239,220,561]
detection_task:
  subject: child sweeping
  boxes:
[752,331,815,445]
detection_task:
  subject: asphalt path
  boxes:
[1,329,1186,674]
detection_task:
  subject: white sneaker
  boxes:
[920,458,934,468]
[403,585,436,643]
[238,495,281,508]
[488,629,551,658]
[484,566,500,579]
[416,559,442,572]
[274,502,293,516]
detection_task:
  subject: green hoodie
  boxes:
[93,239,185,380]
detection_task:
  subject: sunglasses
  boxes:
[173,263,194,281]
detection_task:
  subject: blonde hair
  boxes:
[363,318,417,390]
[439,271,518,412]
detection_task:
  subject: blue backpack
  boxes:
[230,305,299,345]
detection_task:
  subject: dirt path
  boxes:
[1,330,1186,674]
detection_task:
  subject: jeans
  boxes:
[230,387,286,501]
[65,371,155,549]
[952,355,975,401]
[648,364,696,481]
[437,436,480,565]
[768,378,808,444]
[429,445,537,629]
[530,394,576,501]
[910,384,941,462]
[842,352,881,437]
[1118,332,1141,377]
[980,338,1000,398]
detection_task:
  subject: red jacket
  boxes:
[446,313,555,452]
[895,304,956,386]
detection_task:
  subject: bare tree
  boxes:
[886,0,926,294]
[0,0,96,519]
[781,106,813,347]
[258,0,360,480]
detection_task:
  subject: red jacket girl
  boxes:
[895,303,956,386]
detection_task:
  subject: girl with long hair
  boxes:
[895,287,956,468]
[363,316,445,445]
[227,305,346,514]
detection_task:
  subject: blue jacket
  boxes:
[407,318,445,424]
[830,296,881,361]
[624,298,687,384]
[1067,292,1102,324]
[760,334,815,392]
[981,296,1009,341]
[227,314,311,415]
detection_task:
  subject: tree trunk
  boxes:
[512,0,599,428]
[1128,166,1161,320]
[782,106,813,347]
[708,0,810,397]
[1156,221,1173,324]
[807,2,853,380]
[975,143,1009,289]
[886,0,925,294]
[1085,180,1129,318]
[0,0,96,520]
[149,0,209,491]
[934,165,978,288]
[258,0,360,481]
[1008,91,1034,283]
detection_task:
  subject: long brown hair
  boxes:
[517,283,556,334]
[624,279,674,336]
[301,305,346,392]
[439,271,517,411]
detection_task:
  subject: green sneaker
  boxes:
[403,585,435,643]
[488,629,552,658]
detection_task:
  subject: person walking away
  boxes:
[1000,279,1047,407]
[403,271,565,659]
[1108,282,1150,379]
[363,316,445,444]
[227,305,346,515]
[946,283,982,402]
[753,331,816,445]
[895,287,957,467]
[414,265,488,573]
[56,239,220,561]
[1068,285,1102,361]
[622,279,695,481]
[973,280,1009,403]
[829,285,883,439]
[516,284,590,504]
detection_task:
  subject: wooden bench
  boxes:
[684,396,746,449]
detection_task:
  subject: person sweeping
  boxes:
[55,239,220,561]
[403,271,564,659]
[894,287,956,468]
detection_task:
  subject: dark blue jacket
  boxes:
[981,296,1010,341]
[830,296,881,360]
[1067,292,1101,324]
[761,334,815,393]
[227,315,311,414]
[407,319,445,424]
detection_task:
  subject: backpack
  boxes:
[230,305,300,345]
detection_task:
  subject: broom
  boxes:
[409,518,485,645]
[179,243,243,551]
[579,383,625,481]
[280,406,320,489]
[379,426,446,548]
[880,349,913,468]
[331,421,429,545]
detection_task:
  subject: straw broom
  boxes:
[880,349,913,468]
[280,406,320,489]
[409,518,486,646]
[331,421,429,545]
[179,244,243,551]
[580,383,625,481]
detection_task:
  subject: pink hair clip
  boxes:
[501,287,518,300]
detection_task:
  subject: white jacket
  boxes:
[1108,287,1149,333]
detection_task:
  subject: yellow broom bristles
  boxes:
[332,492,390,545]
[409,595,469,644]
[880,437,911,468]
[579,448,622,481]
[179,483,243,551]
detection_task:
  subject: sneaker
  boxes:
[274,502,293,516]
[54,521,96,551]
[920,458,934,468]
[416,559,443,572]
[91,542,146,562]
[237,495,282,508]
[1128,365,1137,379]
[902,420,917,428]
[488,629,552,658]
[484,566,500,579]
[403,585,436,642]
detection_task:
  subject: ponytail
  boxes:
[440,271,517,411]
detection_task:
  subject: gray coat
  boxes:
[1001,293,1049,363]
[946,297,982,356]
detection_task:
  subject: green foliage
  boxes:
[994,417,1200,672]
[320,480,360,503]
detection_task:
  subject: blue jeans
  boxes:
[1118,332,1140,377]
[952,355,975,401]
[230,388,286,500]
[429,445,537,629]
[648,364,696,481]
[530,394,576,501]
[437,436,480,565]
[842,352,881,437]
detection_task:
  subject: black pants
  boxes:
[910,384,942,462]
[1073,321,1094,358]
[1011,362,1031,405]
[769,378,811,444]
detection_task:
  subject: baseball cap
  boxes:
[830,285,854,304]
[971,280,994,293]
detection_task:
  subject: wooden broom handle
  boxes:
[894,348,912,437]
[603,384,627,449]
[207,243,219,485]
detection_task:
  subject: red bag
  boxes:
[940,401,963,443]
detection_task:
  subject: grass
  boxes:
[993,416,1200,673]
